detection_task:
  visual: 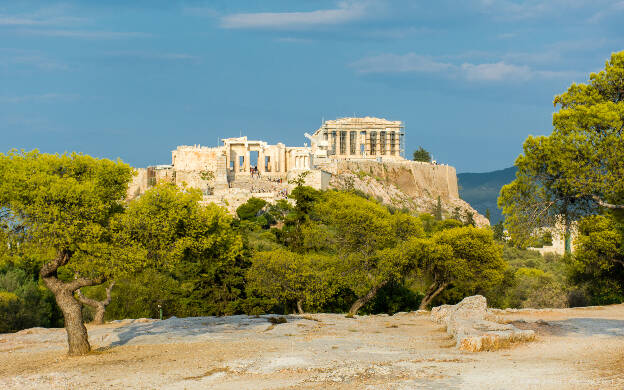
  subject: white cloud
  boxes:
[460,61,531,81]
[0,6,87,26]
[220,1,371,29]
[0,93,78,103]
[105,51,199,61]
[351,52,578,82]
[0,49,68,71]
[474,0,612,20]
[16,29,152,39]
[351,53,453,74]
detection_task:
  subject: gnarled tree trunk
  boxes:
[40,250,104,356]
[296,299,304,315]
[348,280,388,316]
[418,281,449,310]
[76,281,115,325]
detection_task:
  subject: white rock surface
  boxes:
[431,295,535,351]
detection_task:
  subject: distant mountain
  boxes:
[457,167,517,224]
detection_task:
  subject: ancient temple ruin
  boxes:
[307,117,405,161]
[128,117,439,214]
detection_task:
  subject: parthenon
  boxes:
[308,117,405,161]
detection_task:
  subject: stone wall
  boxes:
[171,145,223,172]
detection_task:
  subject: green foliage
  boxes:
[492,221,505,241]
[433,196,443,221]
[104,270,180,319]
[117,184,246,316]
[0,150,134,280]
[479,245,570,309]
[412,146,431,163]
[246,249,339,313]
[499,51,624,248]
[0,266,62,332]
[416,227,505,308]
[464,211,476,227]
[569,214,624,304]
[236,197,267,220]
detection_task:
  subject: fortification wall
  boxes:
[172,146,223,172]
[336,160,459,201]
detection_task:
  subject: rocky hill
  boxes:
[327,160,489,226]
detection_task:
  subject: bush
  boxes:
[236,197,267,220]
[0,267,62,332]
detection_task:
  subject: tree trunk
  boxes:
[54,287,91,355]
[348,280,388,316]
[564,216,572,254]
[40,250,104,356]
[418,282,449,310]
[76,281,115,325]
[296,299,304,315]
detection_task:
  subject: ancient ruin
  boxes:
[129,116,484,222]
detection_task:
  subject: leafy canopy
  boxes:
[0,150,133,278]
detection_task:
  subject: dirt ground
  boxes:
[1,304,624,389]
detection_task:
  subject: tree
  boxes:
[0,150,133,355]
[114,183,245,317]
[412,146,431,163]
[492,221,505,241]
[433,196,443,221]
[246,249,338,314]
[76,281,115,325]
[464,211,476,227]
[485,208,491,222]
[236,197,267,220]
[569,214,624,304]
[314,191,424,315]
[411,227,505,309]
[499,138,593,250]
[499,51,624,250]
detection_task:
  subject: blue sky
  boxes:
[1,1,622,172]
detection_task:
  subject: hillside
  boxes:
[457,166,517,224]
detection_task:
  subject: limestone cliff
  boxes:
[326,160,489,227]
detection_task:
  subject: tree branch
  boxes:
[103,281,116,306]
[75,288,100,307]
[39,250,72,278]
[66,275,106,292]
[592,195,624,210]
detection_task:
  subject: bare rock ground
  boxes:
[1,306,624,389]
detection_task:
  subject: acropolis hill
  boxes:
[129,117,487,225]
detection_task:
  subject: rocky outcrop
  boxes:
[328,160,489,226]
[431,295,535,352]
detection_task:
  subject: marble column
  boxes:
[244,150,250,172]
[258,149,265,173]
[233,151,239,172]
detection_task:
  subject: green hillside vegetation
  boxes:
[457,166,517,224]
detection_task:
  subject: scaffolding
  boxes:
[339,131,347,155]
[370,131,377,155]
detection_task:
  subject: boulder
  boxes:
[431,295,535,352]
